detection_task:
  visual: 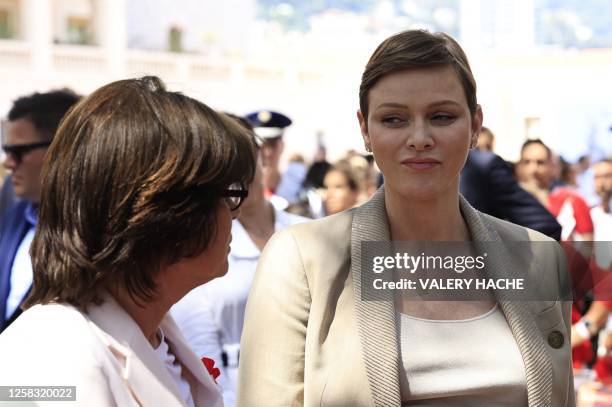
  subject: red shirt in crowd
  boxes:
[547,187,594,241]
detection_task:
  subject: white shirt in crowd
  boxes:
[590,205,612,269]
[5,227,34,320]
[154,327,196,407]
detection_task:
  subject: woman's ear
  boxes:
[357,110,371,152]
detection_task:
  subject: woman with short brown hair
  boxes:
[0,76,256,406]
[238,30,573,406]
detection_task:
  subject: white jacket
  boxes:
[0,294,223,406]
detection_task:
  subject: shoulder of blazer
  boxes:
[0,303,104,365]
[274,209,355,256]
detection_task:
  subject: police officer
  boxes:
[245,110,292,210]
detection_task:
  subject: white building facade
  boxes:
[0,0,610,162]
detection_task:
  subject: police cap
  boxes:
[245,110,292,140]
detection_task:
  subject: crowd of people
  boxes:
[0,28,610,406]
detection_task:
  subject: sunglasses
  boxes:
[221,182,249,211]
[2,141,52,165]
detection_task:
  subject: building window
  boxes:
[0,9,14,39]
[66,16,91,45]
[168,26,183,52]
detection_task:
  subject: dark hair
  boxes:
[8,89,81,140]
[558,156,574,184]
[304,161,332,189]
[578,155,589,165]
[359,30,477,127]
[520,138,552,160]
[224,113,254,132]
[26,76,256,309]
[224,112,262,149]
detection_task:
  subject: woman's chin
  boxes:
[201,260,230,286]
[217,260,230,278]
[385,179,458,203]
[392,186,443,202]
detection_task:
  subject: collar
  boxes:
[86,292,221,407]
[349,186,554,407]
[230,208,300,259]
[24,202,38,227]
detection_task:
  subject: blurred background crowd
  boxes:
[0,0,611,406]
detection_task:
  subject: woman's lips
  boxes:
[401,158,441,170]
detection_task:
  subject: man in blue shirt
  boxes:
[0,90,79,332]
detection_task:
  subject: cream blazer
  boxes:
[237,188,575,407]
[0,293,223,407]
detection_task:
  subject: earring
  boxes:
[365,144,372,152]
[470,135,478,149]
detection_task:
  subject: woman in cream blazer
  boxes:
[238,30,574,407]
[238,189,573,406]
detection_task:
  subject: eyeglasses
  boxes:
[221,182,248,211]
[2,141,52,165]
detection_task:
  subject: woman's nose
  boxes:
[406,120,434,150]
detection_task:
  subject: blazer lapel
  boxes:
[87,295,187,407]
[351,188,401,407]
[161,315,223,407]
[459,196,553,407]
[350,189,553,407]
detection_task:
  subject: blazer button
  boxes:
[548,330,564,349]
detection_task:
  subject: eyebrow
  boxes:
[429,100,462,108]
[375,102,406,110]
[374,100,462,110]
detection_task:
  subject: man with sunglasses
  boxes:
[0,89,80,333]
